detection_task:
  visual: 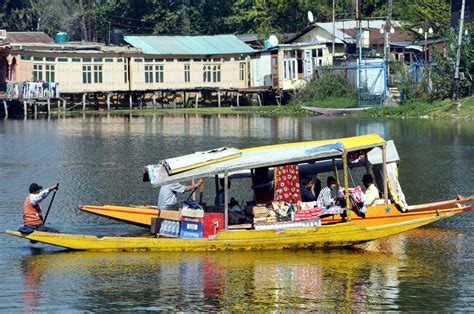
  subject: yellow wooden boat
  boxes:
[6,134,473,251]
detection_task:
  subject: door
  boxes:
[271,54,279,89]
[304,50,313,80]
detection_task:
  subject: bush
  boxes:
[290,72,356,106]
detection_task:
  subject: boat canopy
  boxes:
[144,134,386,187]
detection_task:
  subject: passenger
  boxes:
[252,167,274,203]
[317,176,337,208]
[313,178,322,199]
[157,179,203,210]
[362,174,383,206]
[23,183,59,233]
[300,177,316,202]
[215,178,231,206]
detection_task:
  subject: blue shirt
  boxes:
[300,186,316,202]
[157,183,187,209]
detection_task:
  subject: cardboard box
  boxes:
[252,206,268,216]
[179,229,203,239]
[180,207,204,218]
[159,209,180,221]
[181,221,203,232]
[180,216,204,223]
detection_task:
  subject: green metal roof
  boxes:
[124,35,255,56]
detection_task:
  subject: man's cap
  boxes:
[29,183,42,193]
[362,174,373,183]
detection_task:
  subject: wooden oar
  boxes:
[43,183,59,224]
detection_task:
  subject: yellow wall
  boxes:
[9,52,249,94]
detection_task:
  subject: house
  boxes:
[123,35,255,91]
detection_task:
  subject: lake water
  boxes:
[0,114,473,311]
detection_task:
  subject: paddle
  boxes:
[43,183,59,224]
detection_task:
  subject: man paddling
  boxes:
[23,183,59,233]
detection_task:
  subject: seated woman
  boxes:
[317,176,338,208]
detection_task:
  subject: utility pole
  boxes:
[332,0,336,64]
[453,0,465,103]
[357,0,363,106]
[384,0,393,68]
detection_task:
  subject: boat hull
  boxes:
[79,199,474,229]
[5,209,467,252]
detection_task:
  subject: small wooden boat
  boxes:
[302,106,371,115]
[6,134,473,251]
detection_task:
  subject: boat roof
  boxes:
[146,134,385,187]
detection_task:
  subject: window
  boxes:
[123,60,128,83]
[165,58,174,62]
[57,58,68,62]
[34,57,43,61]
[45,57,55,62]
[134,58,143,62]
[45,64,55,82]
[33,64,43,81]
[72,58,81,62]
[93,58,103,62]
[317,49,323,58]
[239,62,245,81]
[94,65,103,83]
[193,58,202,62]
[83,57,92,62]
[145,65,153,83]
[184,64,190,83]
[224,57,231,62]
[178,58,190,62]
[105,58,114,62]
[155,65,164,83]
[21,55,32,60]
[283,59,297,80]
[82,65,92,84]
[203,65,211,82]
[212,65,221,82]
[145,58,154,62]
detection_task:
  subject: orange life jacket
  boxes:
[23,194,43,226]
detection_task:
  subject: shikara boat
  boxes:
[6,134,473,251]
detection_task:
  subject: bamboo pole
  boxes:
[382,143,388,204]
[332,158,340,185]
[342,152,351,220]
[3,101,8,118]
[224,170,229,230]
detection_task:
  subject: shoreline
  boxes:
[4,97,473,120]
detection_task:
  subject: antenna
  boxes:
[268,34,279,47]
[307,11,314,23]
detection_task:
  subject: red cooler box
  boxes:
[203,213,224,238]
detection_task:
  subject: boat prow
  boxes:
[5,207,468,252]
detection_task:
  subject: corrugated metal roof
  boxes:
[124,35,255,55]
[6,32,53,44]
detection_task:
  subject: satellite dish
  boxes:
[268,34,279,47]
[307,11,314,23]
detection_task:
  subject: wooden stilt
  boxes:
[34,103,37,117]
[257,93,262,106]
[82,94,86,111]
[129,93,133,109]
[183,91,187,108]
[62,99,67,111]
[217,90,221,108]
[161,91,164,109]
[47,98,51,115]
[106,93,111,110]
[237,92,240,107]
[3,101,7,118]
[173,91,177,110]
[23,101,27,117]
[195,92,199,109]
[152,93,157,109]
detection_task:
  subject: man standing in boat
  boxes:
[158,179,203,210]
[23,183,59,233]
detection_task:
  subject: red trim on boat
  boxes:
[79,206,158,216]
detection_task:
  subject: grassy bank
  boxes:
[360,97,474,119]
[51,105,311,117]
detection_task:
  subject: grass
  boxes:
[297,97,358,109]
[360,97,474,119]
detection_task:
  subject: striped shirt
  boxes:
[317,187,333,208]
